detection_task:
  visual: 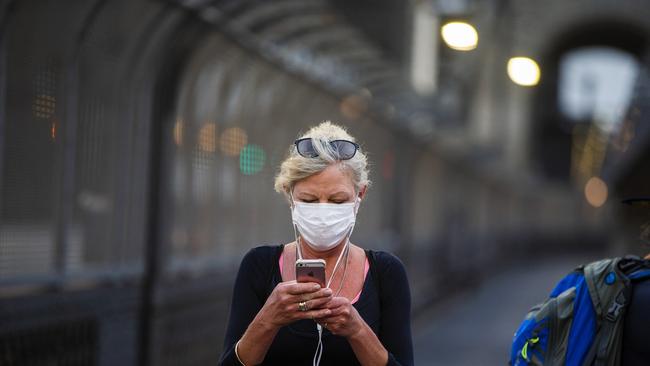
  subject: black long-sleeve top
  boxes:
[218,245,413,366]
[621,275,650,365]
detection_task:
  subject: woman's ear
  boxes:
[358,185,367,201]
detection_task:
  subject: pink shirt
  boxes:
[279,252,370,304]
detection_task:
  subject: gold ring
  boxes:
[298,301,308,312]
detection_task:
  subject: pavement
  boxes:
[412,255,599,366]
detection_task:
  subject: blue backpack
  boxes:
[510,256,650,366]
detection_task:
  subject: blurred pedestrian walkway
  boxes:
[413,255,598,366]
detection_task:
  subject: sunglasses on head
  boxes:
[294,138,360,160]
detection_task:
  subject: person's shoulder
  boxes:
[368,249,404,265]
[367,249,407,274]
[246,244,283,257]
[367,250,410,297]
[240,244,283,268]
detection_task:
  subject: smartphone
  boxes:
[295,259,326,288]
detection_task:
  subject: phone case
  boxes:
[295,259,326,287]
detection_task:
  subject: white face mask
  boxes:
[291,198,358,252]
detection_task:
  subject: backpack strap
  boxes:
[625,257,650,282]
[582,256,647,366]
[583,258,625,317]
[628,269,650,281]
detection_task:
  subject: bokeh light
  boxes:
[382,150,395,180]
[584,176,608,208]
[33,94,56,118]
[507,57,541,86]
[441,21,478,51]
[220,127,248,156]
[340,94,369,120]
[198,122,217,152]
[50,119,57,141]
[173,119,183,146]
[239,144,266,175]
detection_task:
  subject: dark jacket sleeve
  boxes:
[218,247,274,365]
[375,251,414,366]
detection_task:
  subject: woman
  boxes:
[219,121,413,366]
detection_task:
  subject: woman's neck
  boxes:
[297,238,348,273]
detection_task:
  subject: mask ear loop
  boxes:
[354,194,362,214]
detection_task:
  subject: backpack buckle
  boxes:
[605,291,626,322]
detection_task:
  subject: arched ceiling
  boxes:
[171,0,439,140]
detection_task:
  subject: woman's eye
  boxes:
[303,199,317,203]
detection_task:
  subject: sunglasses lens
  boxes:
[331,140,357,160]
[295,138,358,159]
[296,139,318,158]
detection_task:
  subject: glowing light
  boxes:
[173,119,184,146]
[507,57,541,86]
[239,144,266,175]
[441,22,478,51]
[340,95,368,120]
[584,176,608,208]
[382,150,395,180]
[198,122,217,152]
[50,120,57,141]
[220,127,248,156]
[411,4,438,94]
[33,94,56,118]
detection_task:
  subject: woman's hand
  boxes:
[259,280,333,329]
[315,296,364,338]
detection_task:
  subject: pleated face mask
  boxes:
[291,199,358,252]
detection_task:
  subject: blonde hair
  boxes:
[274,121,370,199]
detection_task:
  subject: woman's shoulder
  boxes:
[245,244,284,256]
[365,249,410,298]
[366,249,405,267]
[366,249,407,276]
[239,244,284,268]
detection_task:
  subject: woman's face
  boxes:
[292,164,363,204]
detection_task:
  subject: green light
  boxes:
[239,144,266,175]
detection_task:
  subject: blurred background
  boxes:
[1,0,650,365]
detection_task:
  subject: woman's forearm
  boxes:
[236,309,280,365]
[347,320,389,366]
